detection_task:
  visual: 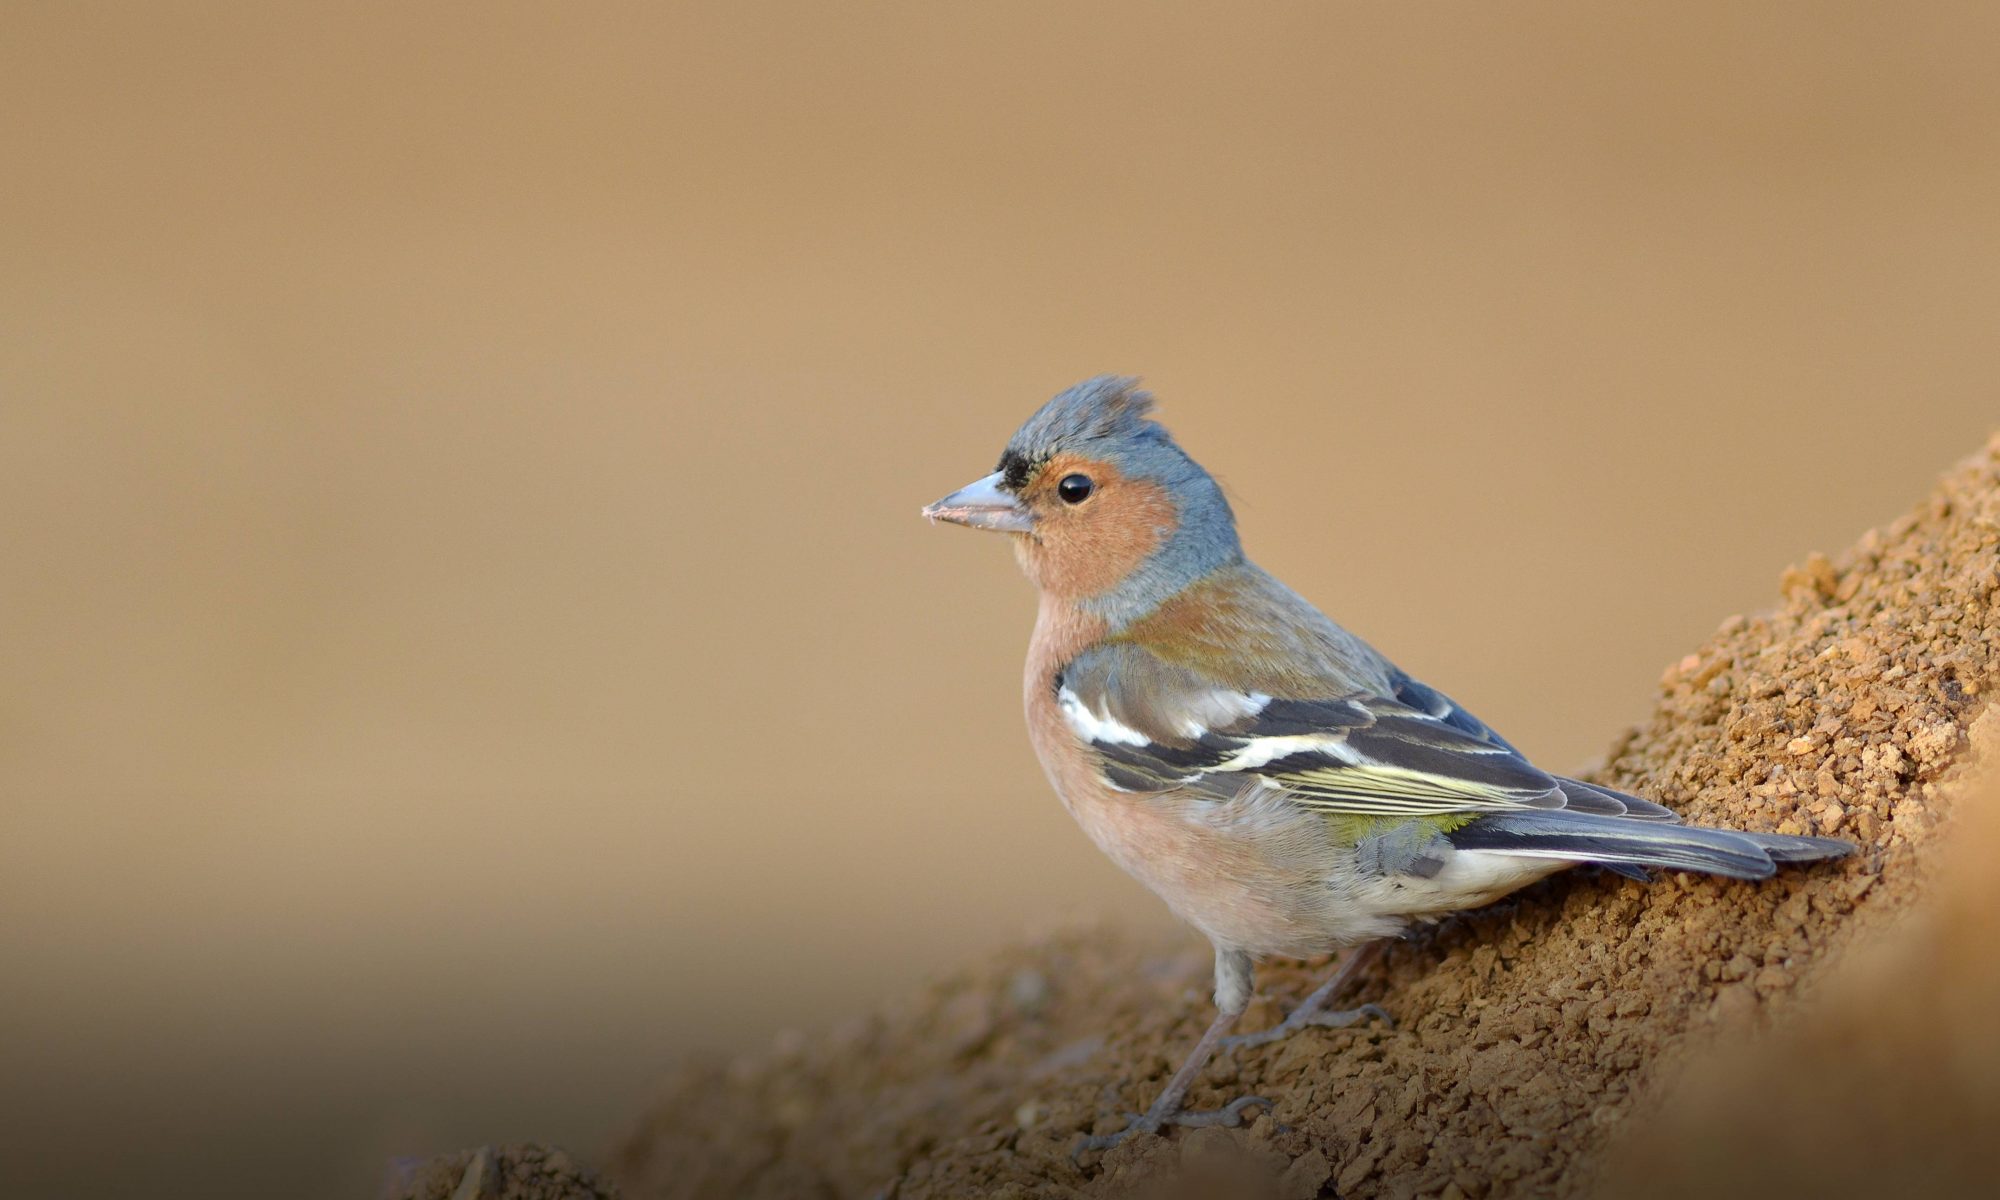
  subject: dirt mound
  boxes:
[611,434,2000,1199]
[1597,704,2000,1200]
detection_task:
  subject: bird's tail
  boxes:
[1449,809,1853,881]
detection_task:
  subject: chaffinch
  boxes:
[923,377,1851,1154]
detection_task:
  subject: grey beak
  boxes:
[922,471,1034,533]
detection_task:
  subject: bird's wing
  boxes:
[1385,668,1523,756]
[1056,643,1568,819]
[1380,667,1675,821]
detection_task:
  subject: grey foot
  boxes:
[1221,1002,1393,1052]
[1071,1094,1272,1158]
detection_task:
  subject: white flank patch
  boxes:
[1057,686,1152,747]
[1413,849,1571,911]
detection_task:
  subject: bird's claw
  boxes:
[1071,1094,1272,1159]
[1221,1002,1393,1052]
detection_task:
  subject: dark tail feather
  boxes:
[1738,831,1856,862]
[1551,780,1855,866]
[1450,810,1853,881]
[1555,777,1680,821]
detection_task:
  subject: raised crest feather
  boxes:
[1004,375,1160,464]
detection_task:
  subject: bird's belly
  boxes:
[1057,779,1398,957]
[1055,773,1575,955]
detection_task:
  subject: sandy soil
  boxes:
[1597,699,2000,1200]
[419,432,2000,1199]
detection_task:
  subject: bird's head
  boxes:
[923,376,1242,624]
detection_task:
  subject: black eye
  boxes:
[1057,473,1094,504]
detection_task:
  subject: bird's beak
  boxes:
[922,471,1034,533]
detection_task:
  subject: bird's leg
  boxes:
[1073,948,1272,1158]
[1221,941,1391,1052]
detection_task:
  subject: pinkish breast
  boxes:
[1020,595,1363,957]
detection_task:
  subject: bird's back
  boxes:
[1105,561,1398,700]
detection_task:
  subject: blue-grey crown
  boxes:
[1006,373,1154,452]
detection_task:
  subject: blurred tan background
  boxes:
[2,3,1995,1197]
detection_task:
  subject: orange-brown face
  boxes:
[1010,452,1181,600]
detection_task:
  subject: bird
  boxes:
[921,376,1853,1155]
